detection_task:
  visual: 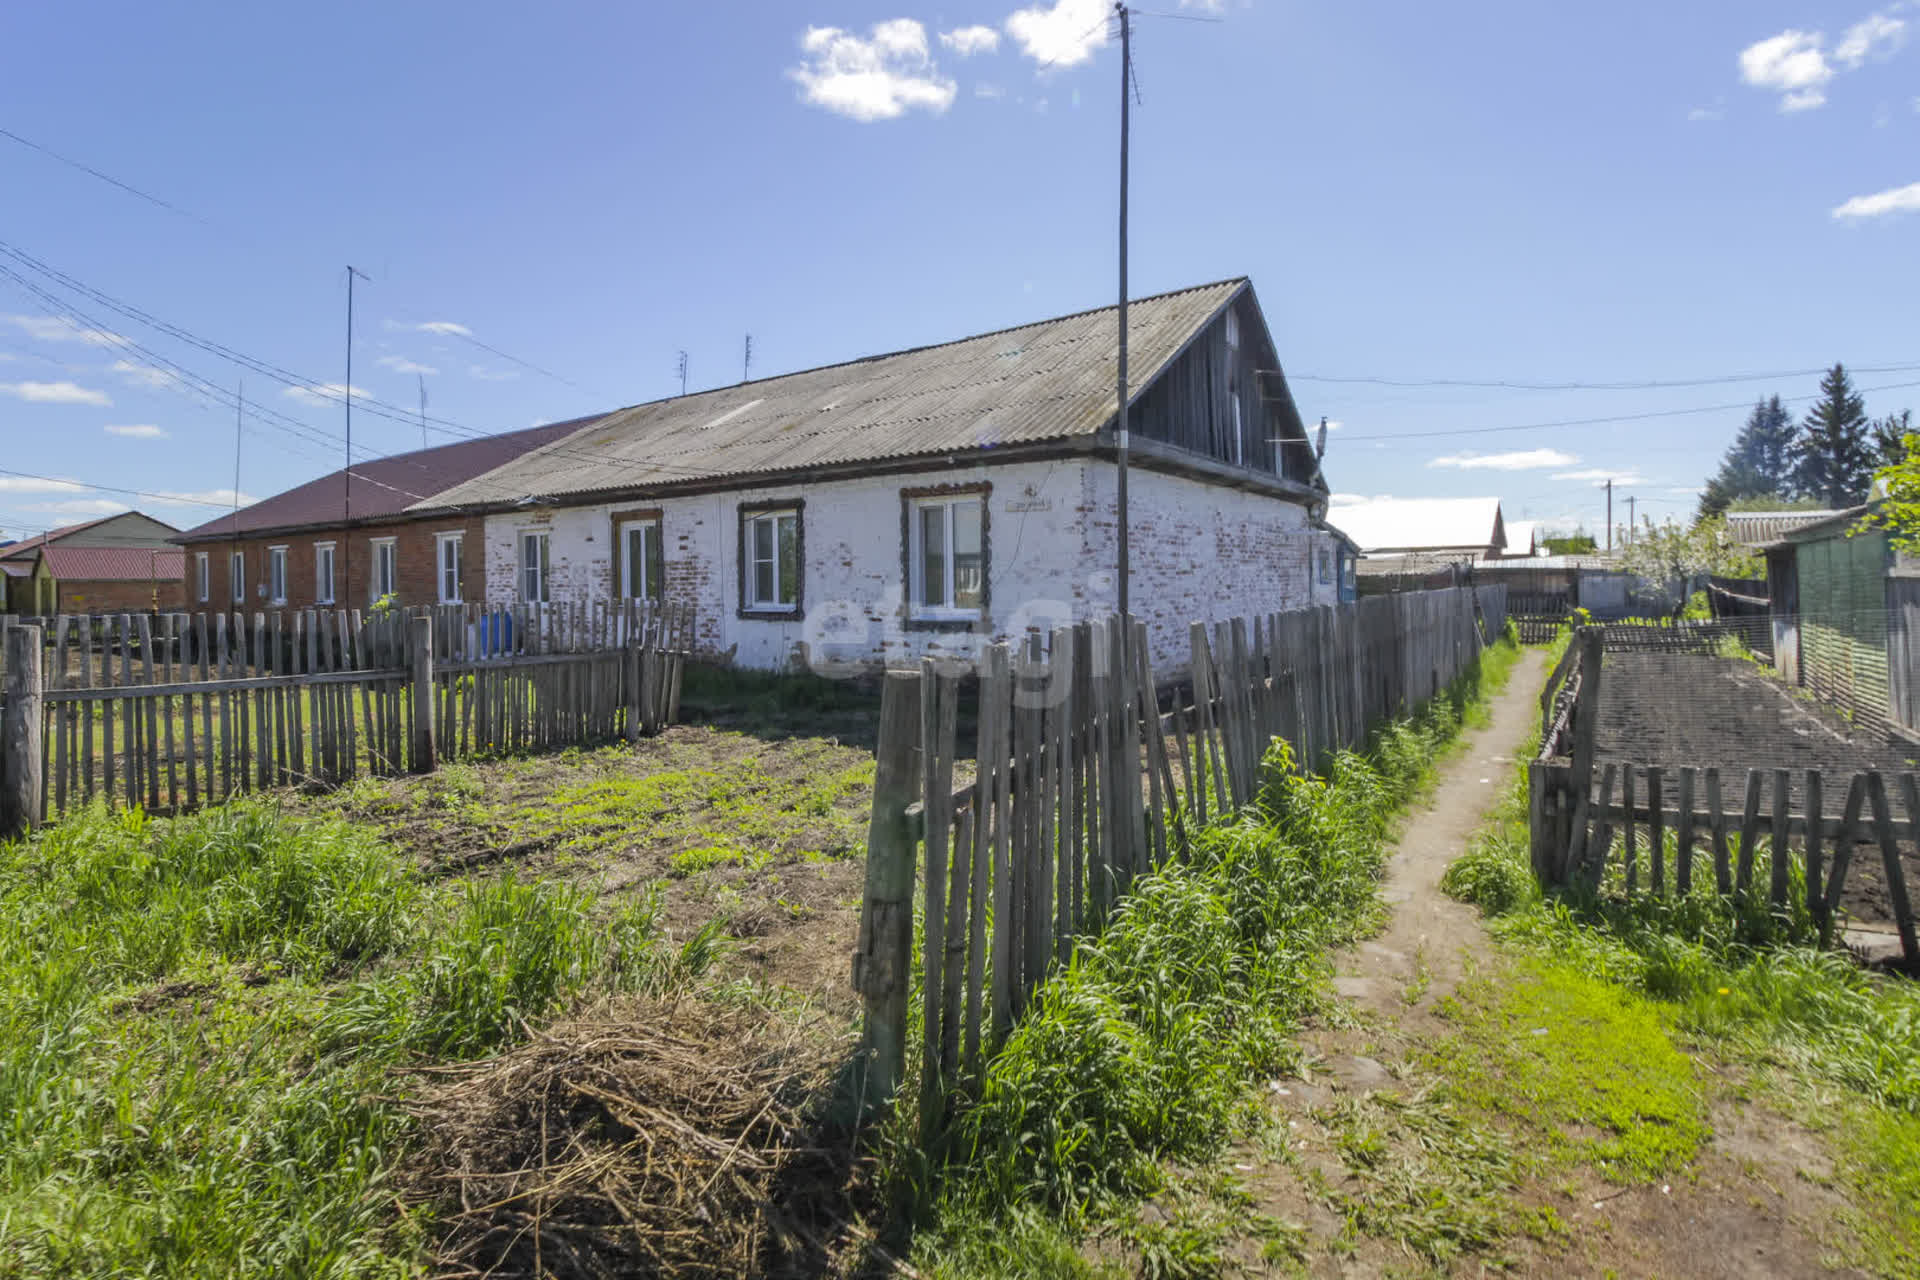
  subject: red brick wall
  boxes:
[56,578,186,613]
[186,516,484,612]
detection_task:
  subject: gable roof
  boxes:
[0,514,116,561]
[39,546,186,582]
[421,279,1252,510]
[1326,497,1506,555]
[0,511,181,562]
[1502,521,1539,556]
[1725,509,1846,548]
[175,415,609,543]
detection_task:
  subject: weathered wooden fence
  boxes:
[1530,629,1920,969]
[853,585,1502,1134]
[0,601,694,836]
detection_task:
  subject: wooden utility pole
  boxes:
[1115,2,1132,616]
[1604,478,1613,553]
[852,669,923,1115]
[344,266,370,599]
[1,624,43,839]
[409,613,436,772]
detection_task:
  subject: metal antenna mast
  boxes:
[677,351,688,397]
[1115,1,1132,618]
[743,334,753,383]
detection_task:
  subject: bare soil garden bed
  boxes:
[1594,650,1920,929]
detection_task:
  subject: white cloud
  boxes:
[1832,179,1920,219]
[1837,11,1907,67]
[3,314,123,346]
[1552,467,1646,484]
[110,359,182,392]
[103,423,167,439]
[148,486,258,508]
[940,24,1000,56]
[1739,29,1833,111]
[1429,448,1578,471]
[0,380,111,406]
[1688,100,1726,122]
[376,355,438,376]
[415,320,471,337]
[975,82,1006,99]
[0,475,91,494]
[790,20,958,121]
[1005,0,1110,67]
[19,498,129,517]
[282,382,368,406]
[467,364,520,382]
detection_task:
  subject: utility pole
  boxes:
[418,374,428,450]
[677,351,688,397]
[1625,495,1637,544]
[1604,478,1613,553]
[344,265,369,598]
[743,334,753,383]
[1114,1,1132,618]
[231,380,243,603]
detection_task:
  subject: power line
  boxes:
[0,126,209,224]
[1291,363,1920,392]
[0,466,241,509]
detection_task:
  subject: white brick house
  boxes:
[430,278,1344,676]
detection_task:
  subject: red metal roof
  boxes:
[174,415,611,543]
[39,546,186,582]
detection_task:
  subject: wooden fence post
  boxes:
[852,668,923,1116]
[410,613,436,773]
[1559,627,1604,886]
[2,625,44,840]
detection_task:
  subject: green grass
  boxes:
[0,801,714,1278]
[1442,664,1920,1276]
[911,638,1520,1272]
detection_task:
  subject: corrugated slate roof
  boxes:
[175,415,610,542]
[1725,509,1845,547]
[1327,497,1505,554]
[39,546,186,581]
[420,279,1247,510]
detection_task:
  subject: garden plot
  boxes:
[1593,649,1920,929]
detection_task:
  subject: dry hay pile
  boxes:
[404,999,860,1278]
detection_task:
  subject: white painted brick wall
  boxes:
[483,458,1341,677]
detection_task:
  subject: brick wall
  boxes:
[185,515,484,612]
[482,458,1339,678]
[55,577,186,613]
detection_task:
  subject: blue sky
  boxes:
[1,0,1916,544]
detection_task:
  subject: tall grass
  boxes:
[921,640,1516,1258]
[0,800,710,1277]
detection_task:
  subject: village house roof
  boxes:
[174,415,608,543]
[1325,497,1506,557]
[38,545,186,581]
[419,278,1279,511]
[1725,508,1847,548]
[0,514,119,561]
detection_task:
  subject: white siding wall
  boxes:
[482,458,1336,676]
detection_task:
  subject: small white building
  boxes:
[423,278,1346,675]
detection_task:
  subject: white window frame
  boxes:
[267,545,289,605]
[370,536,398,603]
[519,530,550,603]
[229,550,245,604]
[435,531,464,604]
[908,494,986,621]
[195,552,210,603]
[314,541,336,606]
[743,508,799,613]
[617,517,662,602]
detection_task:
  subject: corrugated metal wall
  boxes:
[1796,529,1892,728]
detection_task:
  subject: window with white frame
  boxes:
[741,507,799,612]
[267,545,289,604]
[908,493,985,619]
[618,517,663,602]
[436,531,464,604]
[229,550,245,604]
[314,541,336,605]
[195,552,210,603]
[370,537,397,602]
[519,530,550,603]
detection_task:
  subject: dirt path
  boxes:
[1221,650,1870,1278]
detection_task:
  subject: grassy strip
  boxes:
[908,636,1521,1276]
[0,801,720,1277]
[1443,700,1920,1274]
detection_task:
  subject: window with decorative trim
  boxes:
[436,531,464,604]
[519,530,550,603]
[195,552,210,603]
[267,546,289,605]
[370,537,397,602]
[229,550,245,604]
[314,541,336,605]
[738,504,801,615]
[907,492,986,621]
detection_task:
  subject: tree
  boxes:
[1872,409,1914,470]
[1619,514,1760,620]
[1792,364,1874,507]
[1864,429,1920,553]
[1698,396,1798,518]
